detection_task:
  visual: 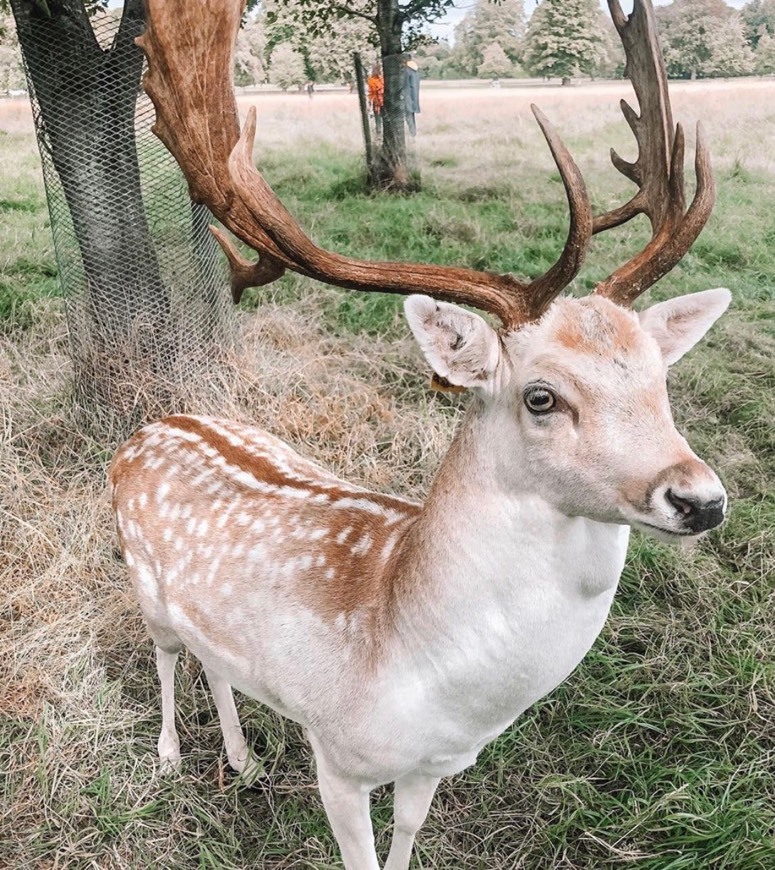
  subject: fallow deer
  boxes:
[110,1,731,867]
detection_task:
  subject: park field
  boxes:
[1,79,774,868]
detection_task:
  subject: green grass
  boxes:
[0,131,60,330]
[1,85,774,868]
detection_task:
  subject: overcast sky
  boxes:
[428,0,748,43]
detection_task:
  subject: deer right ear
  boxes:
[638,287,731,366]
[404,295,504,393]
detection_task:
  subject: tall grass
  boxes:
[1,81,774,868]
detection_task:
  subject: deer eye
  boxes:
[524,386,556,414]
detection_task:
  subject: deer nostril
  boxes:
[665,489,725,532]
[665,488,693,515]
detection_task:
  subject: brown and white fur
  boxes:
[110,288,730,870]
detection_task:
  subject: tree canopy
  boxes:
[268,42,306,90]
[657,0,754,79]
[452,0,524,77]
[523,0,606,84]
[741,0,775,48]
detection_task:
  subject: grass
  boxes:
[0,130,59,330]
[1,80,774,868]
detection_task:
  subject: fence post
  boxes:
[353,52,374,181]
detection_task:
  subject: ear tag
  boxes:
[430,373,467,394]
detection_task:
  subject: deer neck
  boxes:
[389,399,629,686]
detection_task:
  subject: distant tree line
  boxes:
[3,0,775,98]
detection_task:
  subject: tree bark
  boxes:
[11,0,171,345]
[374,0,412,190]
[562,75,571,86]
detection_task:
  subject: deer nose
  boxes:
[665,488,726,533]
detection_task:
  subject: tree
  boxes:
[755,27,775,72]
[235,16,266,86]
[741,0,775,48]
[452,0,524,77]
[260,0,374,85]
[9,0,170,337]
[0,14,24,92]
[306,15,376,84]
[523,0,605,85]
[7,0,233,418]
[702,13,755,77]
[477,41,514,78]
[412,39,457,79]
[279,0,460,190]
[268,42,306,90]
[657,0,755,79]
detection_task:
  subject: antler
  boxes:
[593,0,716,305]
[136,0,592,331]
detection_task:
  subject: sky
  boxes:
[428,0,748,43]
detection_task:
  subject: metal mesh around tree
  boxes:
[11,1,235,434]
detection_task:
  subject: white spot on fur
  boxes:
[135,562,157,599]
[352,534,372,556]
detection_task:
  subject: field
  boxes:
[1,79,774,868]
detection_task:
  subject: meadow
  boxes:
[1,78,774,868]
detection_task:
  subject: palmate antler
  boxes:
[594,0,716,304]
[136,0,714,330]
[136,0,592,331]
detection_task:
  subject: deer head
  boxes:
[405,288,728,540]
[136,0,729,540]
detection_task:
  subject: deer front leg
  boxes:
[312,745,380,870]
[384,772,441,870]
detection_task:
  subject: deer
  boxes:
[109,1,731,867]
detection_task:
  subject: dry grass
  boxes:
[1,79,774,868]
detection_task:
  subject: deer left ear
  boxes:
[404,295,504,393]
[638,287,731,366]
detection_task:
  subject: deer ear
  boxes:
[404,295,504,392]
[638,288,731,366]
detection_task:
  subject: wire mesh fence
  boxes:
[11,1,235,435]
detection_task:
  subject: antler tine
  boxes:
[593,0,715,305]
[525,106,593,319]
[138,0,592,332]
[210,226,285,304]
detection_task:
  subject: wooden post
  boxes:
[353,52,374,180]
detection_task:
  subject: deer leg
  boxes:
[155,645,181,770]
[313,746,380,870]
[203,667,260,779]
[383,773,441,870]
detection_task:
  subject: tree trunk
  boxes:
[11,0,171,347]
[373,0,413,191]
[561,75,571,86]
